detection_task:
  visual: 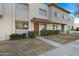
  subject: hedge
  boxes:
[9,33,27,40]
[9,31,36,40]
[9,30,60,40]
[28,31,36,38]
[40,30,48,36]
[40,30,60,36]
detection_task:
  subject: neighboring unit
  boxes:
[74,23,79,31]
[0,3,74,40]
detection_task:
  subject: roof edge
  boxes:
[48,3,71,14]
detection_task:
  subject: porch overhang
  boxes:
[31,17,50,23]
[50,22,67,25]
[31,17,67,25]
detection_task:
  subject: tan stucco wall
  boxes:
[47,24,53,30]
[49,6,69,24]
[57,24,61,30]
[15,4,29,21]
[0,3,14,40]
[29,3,49,20]
[28,3,49,31]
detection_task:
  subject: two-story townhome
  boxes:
[0,3,74,41]
[48,4,74,32]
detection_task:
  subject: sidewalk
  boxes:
[40,40,79,56]
[36,36,63,47]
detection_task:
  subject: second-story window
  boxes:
[15,3,28,10]
[54,11,60,18]
[62,15,65,19]
[39,8,47,16]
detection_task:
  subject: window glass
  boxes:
[23,22,28,29]
[39,8,47,16]
[52,24,58,30]
[53,24,55,30]
[15,20,28,29]
[15,3,28,10]
[54,11,60,18]
[62,15,65,19]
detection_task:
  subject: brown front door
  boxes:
[34,22,39,35]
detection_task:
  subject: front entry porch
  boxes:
[31,17,49,35]
[34,22,47,35]
[33,22,66,35]
[31,17,67,35]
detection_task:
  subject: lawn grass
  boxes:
[0,39,56,56]
[47,33,79,44]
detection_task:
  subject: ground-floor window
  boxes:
[53,24,55,30]
[15,20,28,29]
[52,24,58,30]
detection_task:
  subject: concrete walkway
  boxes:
[40,39,79,56]
[36,36,63,47]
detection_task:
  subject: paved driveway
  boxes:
[40,39,79,56]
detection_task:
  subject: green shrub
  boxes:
[52,30,60,35]
[40,30,44,36]
[40,30,48,36]
[9,34,20,40]
[46,30,53,35]
[40,30,60,36]
[28,31,35,38]
[9,33,27,40]
[20,33,27,39]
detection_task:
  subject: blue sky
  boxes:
[57,3,79,23]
